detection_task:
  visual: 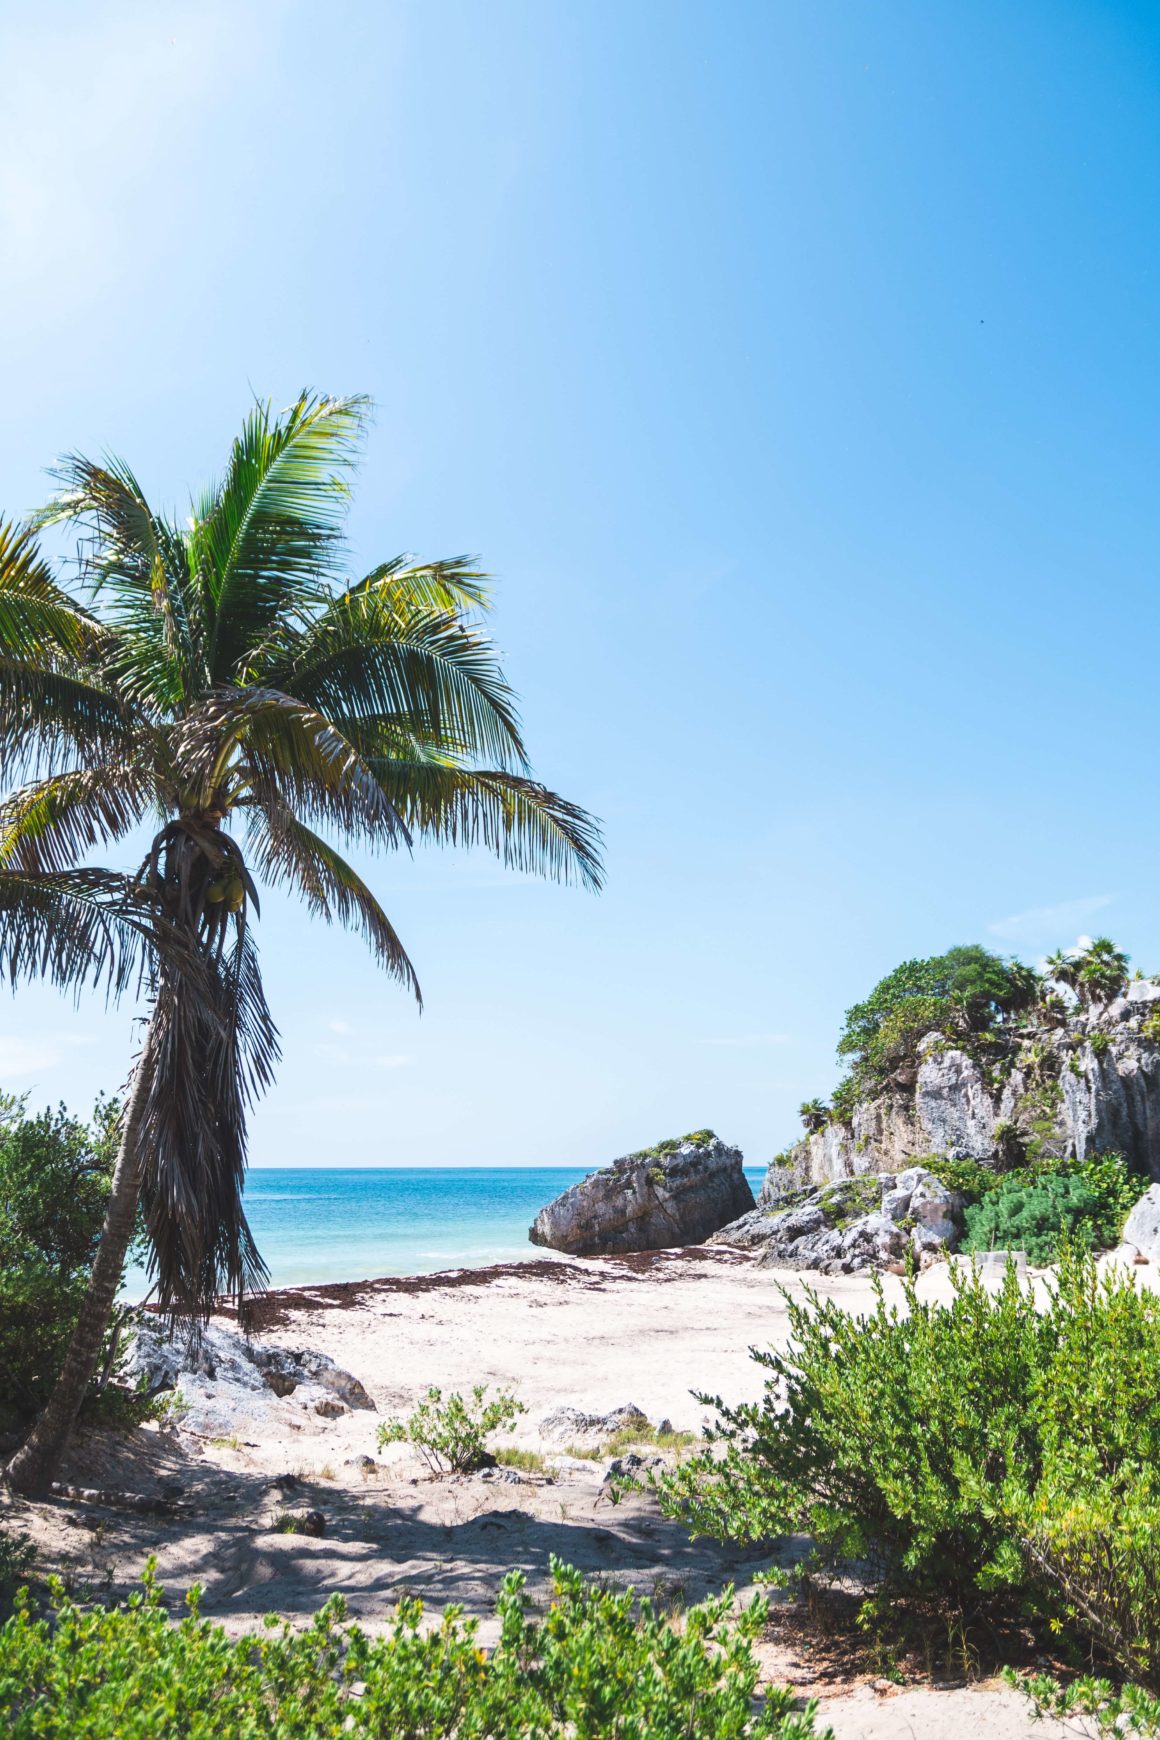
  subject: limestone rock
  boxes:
[1123,1185,1160,1262]
[539,1403,648,1445]
[757,997,1160,1200]
[129,1319,375,1439]
[915,1049,996,1159]
[529,1136,753,1257]
[728,1164,963,1274]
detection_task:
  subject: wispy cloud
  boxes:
[988,895,1116,945]
[328,1019,352,1035]
[700,1033,791,1048]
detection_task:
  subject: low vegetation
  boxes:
[0,1093,152,1433]
[376,1384,527,1474]
[621,1129,718,1164]
[0,1560,826,1739]
[645,1252,1160,1691]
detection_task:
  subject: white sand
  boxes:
[3,1248,1100,1738]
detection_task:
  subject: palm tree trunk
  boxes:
[4,1020,156,1500]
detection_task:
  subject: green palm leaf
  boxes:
[197,391,367,681]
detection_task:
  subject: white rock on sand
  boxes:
[3,1248,1105,1739]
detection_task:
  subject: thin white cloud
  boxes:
[328,1019,352,1035]
[988,896,1116,945]
[701,1033,791,1048]
[373,1053,413,1070]
[0,1037,62,1078]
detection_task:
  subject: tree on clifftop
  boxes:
[0,395,602,1497]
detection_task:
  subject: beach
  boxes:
[4,1247,1086,1738]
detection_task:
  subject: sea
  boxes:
[121,1165,769,1298]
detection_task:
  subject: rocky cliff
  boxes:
[529,1133,753,1256]
[762,981,1160,1206]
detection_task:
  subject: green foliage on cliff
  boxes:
[0,1560,827,1739]
[832,945,1037,1108]
[624,1130,718,1163]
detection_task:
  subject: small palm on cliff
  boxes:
[1075,937,1129,1006]
[0,394,601,1495]
[798,1098,829,1134]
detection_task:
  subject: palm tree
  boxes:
[1044,949,1080,999]
[1075,937,1129,1007]
[0,394,601,1497]
[798,1098,828,1134]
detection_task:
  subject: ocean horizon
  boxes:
[122,1165,769,1298]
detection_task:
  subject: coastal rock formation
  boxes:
[712,1165,963,1273]
[130,1319,375,1438]
[529,1134,754,1256]
[765,997,1160,1201]
[1124,1185,1160,1262]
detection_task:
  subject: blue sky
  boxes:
[0,0,1158,1167]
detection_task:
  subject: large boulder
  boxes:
[1124,1184,1160,1262]
[529,1134,753,1257]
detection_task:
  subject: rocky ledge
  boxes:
[529,1132,754,1257]
[711,1164,963,1273]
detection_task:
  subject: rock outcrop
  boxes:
[1124,1184,1160,1263]
[130,1319,375,1438]
[765,992,1160,1203]
[712,1165,963,1273]
[529,1134,754,1257]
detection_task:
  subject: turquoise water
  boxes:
[122,1166,768,1297]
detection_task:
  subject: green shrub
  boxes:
[1011,1670,1160,1737]
[922,1154,1004,1204]
[0,1531,35,1617]
[376,1384,527,1474]
[645,1253,1160,1648]
[0,1094,146,1427]
[0,1560,827,1739]
[625,1129,718,1163]
[962,1152,1140,1263]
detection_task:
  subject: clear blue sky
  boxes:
[1,0,1158,1166]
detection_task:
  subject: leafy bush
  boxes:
[1011,1669,1160,1737]
[962,1153,1140,1263]
[922,1154,1005,1204]
[0,1560,827,1739]
[646,1252,1160,1657]
[963,1172,1105,1264]
[0,1094,144,1427]
[376,1384,527,1474]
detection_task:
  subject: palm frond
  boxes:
[0,518,104,663]
[197,392,368,682]
[256,592,528,769]
[179,687,410,848]
[0,764,166,874]
[0,866,155,1002]
[363,757,604,890]
[246,799,420,1000]
[38,457,199,711]
[336,554,493,616]
[0,659,137,782]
